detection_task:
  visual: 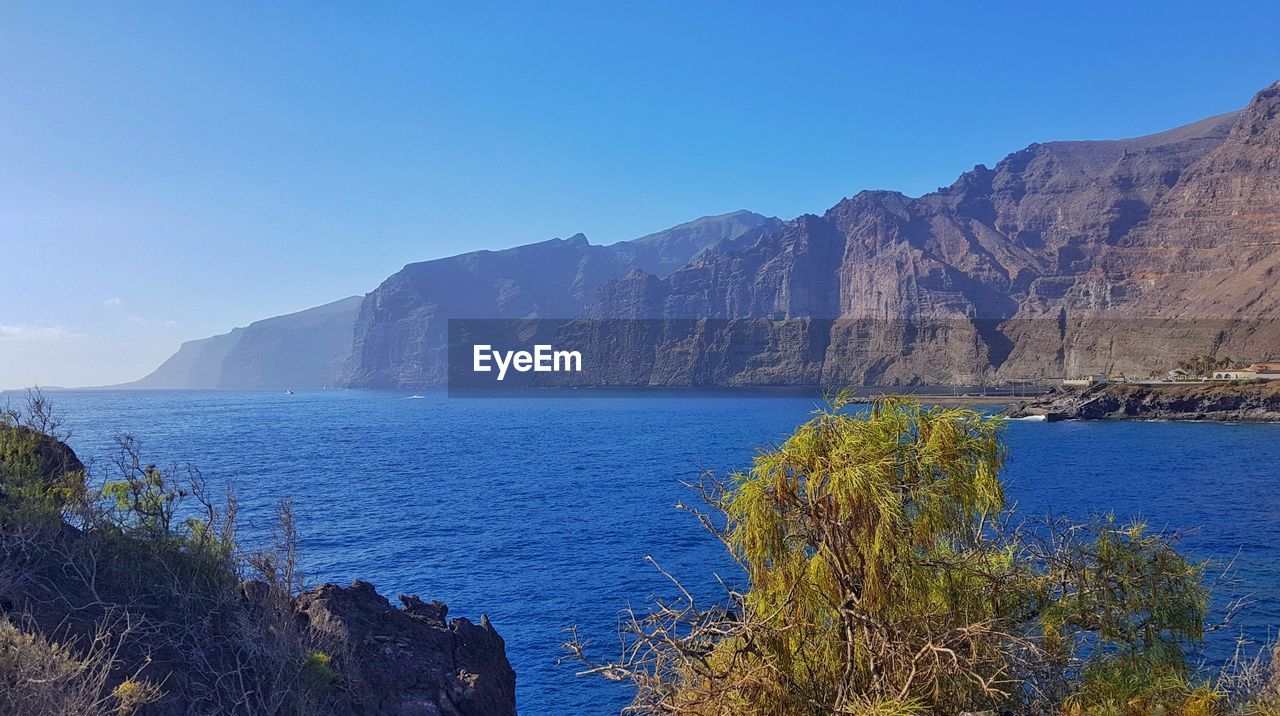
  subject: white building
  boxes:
[1063,374,1109,387]
[1212,370,1260,381]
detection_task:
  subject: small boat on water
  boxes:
[284,389,294,395]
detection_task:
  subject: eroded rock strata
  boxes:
[579,83,1280,387]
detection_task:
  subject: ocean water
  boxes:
[21,389,1280,715]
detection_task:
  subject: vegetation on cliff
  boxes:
[0,392,514,716]
[568,396,1280,715]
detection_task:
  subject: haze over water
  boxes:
[30,389,1280,715]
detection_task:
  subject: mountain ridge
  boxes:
[122,212,775,389]
[122,82,1280,389]
[343,210,780,387]
[577,84,1277,386]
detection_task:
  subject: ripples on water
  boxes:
[27,390,1280,715]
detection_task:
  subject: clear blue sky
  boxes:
[3,1,1279,388]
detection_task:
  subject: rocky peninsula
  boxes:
[1003,381,1280,422]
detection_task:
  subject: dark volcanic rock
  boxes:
[295,580,516,716]
[1003,382,1280,422]
[2,431,516,715]
[0,425,85,484]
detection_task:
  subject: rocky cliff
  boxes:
[294,581,515,716]
[576,82,1280,386]
[345,210,779,387]
[130,82,1280,391]
[121,296,362,389]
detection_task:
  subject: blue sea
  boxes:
[21,389,1280,715]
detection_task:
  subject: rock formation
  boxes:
[1003,381,1280,422]
[575,82,1280,386]
[295,581,516,716]
[127,81,1280,390]
[0,425,517,715]
[345,210,779,387]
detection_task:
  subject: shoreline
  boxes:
[1002,381,1280,423]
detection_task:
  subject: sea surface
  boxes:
[18,389,1280,715]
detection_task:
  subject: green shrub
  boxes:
[301,649,338,689]
[0,420,85,523]
[568,396,1259,715]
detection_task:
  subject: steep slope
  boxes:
[581,85,1278,386]
[1100,82,1280,315]
[122,330,244,389]
[1000,82,1280,377]
[120,296,362,389]
[345,211,779,387]
[216,295,364,388]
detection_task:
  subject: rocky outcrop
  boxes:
[0,424,85,485]
[295,581,516,716]
[1,429,516,715]
[1003,382,1280,422]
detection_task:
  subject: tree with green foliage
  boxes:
[1175,355,1236,378]
[568,396,1264,715]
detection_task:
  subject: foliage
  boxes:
[567,395,1267,715]
[1175,354,1236,377]
[715,396,1010,712]
[0,391,348,715]
[302,650,338,689]
[0,615,160,716]
[0,395,85,523]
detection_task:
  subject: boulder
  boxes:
[295,580,516,716]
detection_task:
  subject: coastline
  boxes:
[1002,381,1280,423]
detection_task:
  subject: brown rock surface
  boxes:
[345,211,780,387]
[1003,381,1280,422]
[581,82,1280,386]
[341,81,1280,388]
[295,580,516,716]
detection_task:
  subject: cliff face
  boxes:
[122,296,362,389]
[1103,81,1280,314]
[131,82,1280,390]
[215,296,363,389]
[124,330,244,389]
[344,211,779,387]
[580,82,1280,386]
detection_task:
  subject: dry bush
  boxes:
[0,612,160,716]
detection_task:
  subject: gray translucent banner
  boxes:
[445,318,1280,396]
